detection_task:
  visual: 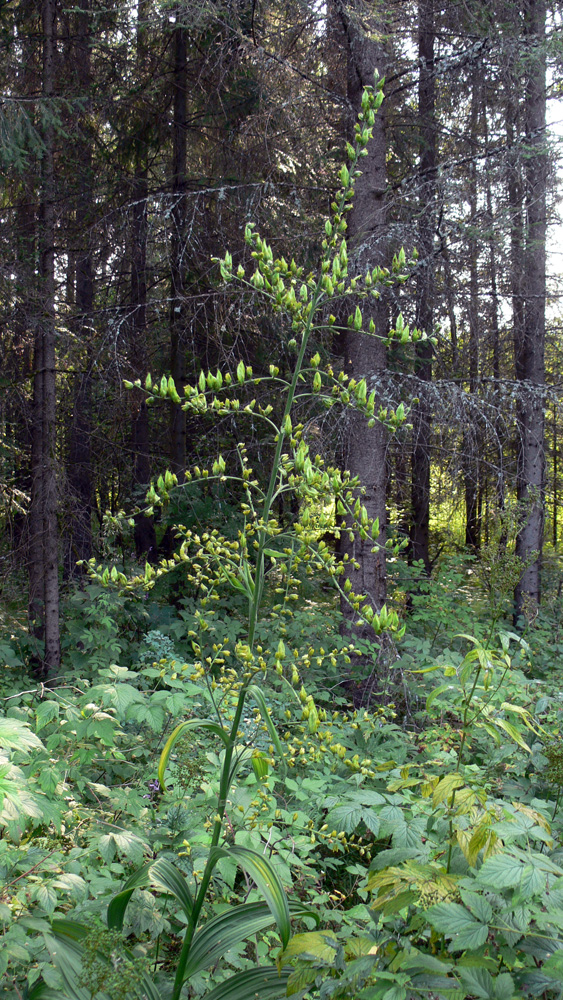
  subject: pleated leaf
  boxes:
[209,845,291,947]
[158,718,230,789]
[202,966,292,1000]
[184,899,314,979]
[44,927,105,1000]
[47,919,163,1000]
[107,857,194,929]
[25,986,64,1000]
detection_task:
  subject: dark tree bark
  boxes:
[28,0,60,675]
[484,111,505,519]
[65,0,94,577]
[410,0,436,573]
[169,12,188,476]
[129,0,151,497]
[463,68,481,552]
[514,0,546,616]
[129,164,151,491]
[334,0,389,638]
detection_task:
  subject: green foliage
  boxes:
[3,72,563,1000]
[15,72,420,1000]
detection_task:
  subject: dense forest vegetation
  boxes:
[3,0,563,997]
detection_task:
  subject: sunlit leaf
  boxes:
[158,718,230,788]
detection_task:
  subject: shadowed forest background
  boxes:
[4,1,563,998]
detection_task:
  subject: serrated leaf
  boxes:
[35,884,58,915]
[477,852,525,889]
[326,804,363,833]
[35,701,59,731]
[432,773,465,807]
[52,873,87,901]
[362,809,380,835]
[494,973,515,1000]
[542,951,563,981]
[286,965,317,996]
[458,967,494,998]
[382,987,407,1000]
[426,902,489,951]
[279,931,338,965]
[0,717,44,752]
[459,889,493,924]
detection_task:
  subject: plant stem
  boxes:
[247,281,323,649]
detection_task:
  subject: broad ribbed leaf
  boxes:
[158,718,230,788]
[49,919,162,1000]
[50,918,90,944]
[44,930,100,1000]
[25,986,63,1000]
[202,967,292,1000]
[209,845,291,947]
[107,857,193,929]
[106,860,155,930]
[184,900,314,979]
[150,857,194,916]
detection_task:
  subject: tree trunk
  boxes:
[411,0,435,574]
[334,1,389,642]
[484,109,505,521]
[553,403,558,548]
[169,13,188,476]
[65,0,94,577]
[514,0,546,617]
[29,0,60,675]
[463,65,481,552]
[129,1,151,498]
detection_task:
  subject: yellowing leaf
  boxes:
[432,773,465,807]
[279,931,337,967]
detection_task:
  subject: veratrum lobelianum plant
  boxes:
[28,73,424,1000]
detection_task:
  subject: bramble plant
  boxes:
[28,73,422,1000]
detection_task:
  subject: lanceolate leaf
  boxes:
[201,966,292,1000]
[107,857,194,930]
[184,900,314,979]
[158,718,230,788]
[490,717,531,752]
[247,686,285,759]
[209,845,291,947]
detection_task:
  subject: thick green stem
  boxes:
[247,283,323,648]
[172,680,250,1000]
